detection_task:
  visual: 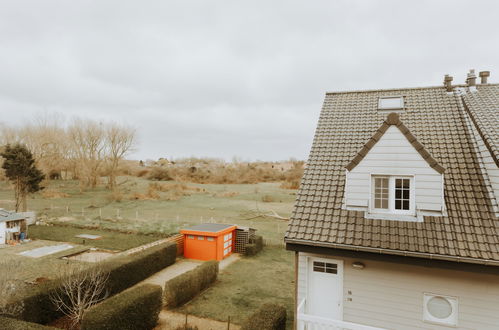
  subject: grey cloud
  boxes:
[0,0,497,160]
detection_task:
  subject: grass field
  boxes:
[28,225,164,251]
[0,177,295,242]
[178,247,295,328]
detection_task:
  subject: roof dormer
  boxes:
[344,113,446,222]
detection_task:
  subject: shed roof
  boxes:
[0,209,25,223]
[285,83,499,265]
[182,223,235,233]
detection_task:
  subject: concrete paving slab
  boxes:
[18,244,73,258]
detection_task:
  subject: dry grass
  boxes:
[261,195,275,203]
[142,159,304,186]
[127,182,204,201]
[106,190,124,202]
[41,189,70,199]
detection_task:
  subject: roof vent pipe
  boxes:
[443,74,453,92]
[466,69,477,87]
[479,71,490,84]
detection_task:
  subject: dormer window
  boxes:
[378,96,404,110]
[371,175,414,215]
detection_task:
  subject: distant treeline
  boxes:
[0,116,303,189]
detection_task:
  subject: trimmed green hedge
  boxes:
[0,316,58,330]
[13,241,176,324]
[245,235,263,256]
[104,241,177,295]
[240,303,286,330]
[163,261,218,308]
[81,283,162,330]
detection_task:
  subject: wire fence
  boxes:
[31,204,287,246]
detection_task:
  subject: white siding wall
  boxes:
[0,222,5,244]
[297,252,499,330]
[345,126,444,212]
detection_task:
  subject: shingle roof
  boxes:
[345,112,445,174]
[461,85,499,167]
[285,84,499,265]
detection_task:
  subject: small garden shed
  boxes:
[181,223,236,261]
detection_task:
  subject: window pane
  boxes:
[395,200,401,209]
[403,179,410,188]
[395,189,401,199]
[396,179,402,188]
[403,200,410,210]
[373,177,389,209]
[403,190,410,199]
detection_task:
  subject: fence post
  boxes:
[227,316,230,330]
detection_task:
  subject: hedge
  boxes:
[104,241,177,295]
[80,283,162,330]
[163,260,218,308]
[240,303,286,330]
[245,235,263,256]
[13,241,176,325]
[0,316,58,330]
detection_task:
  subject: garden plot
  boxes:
[19,243,73,258]
[66,248,115,262]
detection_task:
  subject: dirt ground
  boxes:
[155,310,240,330]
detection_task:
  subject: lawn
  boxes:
[0,177,295,243]
[28,225,164,251]
[178,247,295,329]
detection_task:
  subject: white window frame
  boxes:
[371,175,415,215]
[423,293,458,327]
[378,96,404,110]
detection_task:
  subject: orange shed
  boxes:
[181,224,237,261]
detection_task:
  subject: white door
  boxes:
[307,257,343,319]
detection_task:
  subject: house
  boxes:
[0,209,27,245]
[285,70,499,329]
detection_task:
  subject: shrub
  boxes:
[0,316,58,330]
[147,167,173,181]
[240,303,286,330]
[163,261,218,308]
[175,326,199,330]
[13,242,176,325]
[81,284,162,330]
[245,235,263,256]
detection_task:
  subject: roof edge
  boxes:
[345,112,445,174]
[326,83,499,95]
[285,238,499,266]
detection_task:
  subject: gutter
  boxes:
[285,238,499,267]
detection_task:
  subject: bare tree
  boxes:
[50,264,109,329]
[0,261,25,318]
[68,119,107,189]
[105,123,135,190]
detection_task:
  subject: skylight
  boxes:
[378,96,404,110]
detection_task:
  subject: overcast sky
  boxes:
[0,1,497,161]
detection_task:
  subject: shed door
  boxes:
[222,232,233,257]
[307,257,343,319]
